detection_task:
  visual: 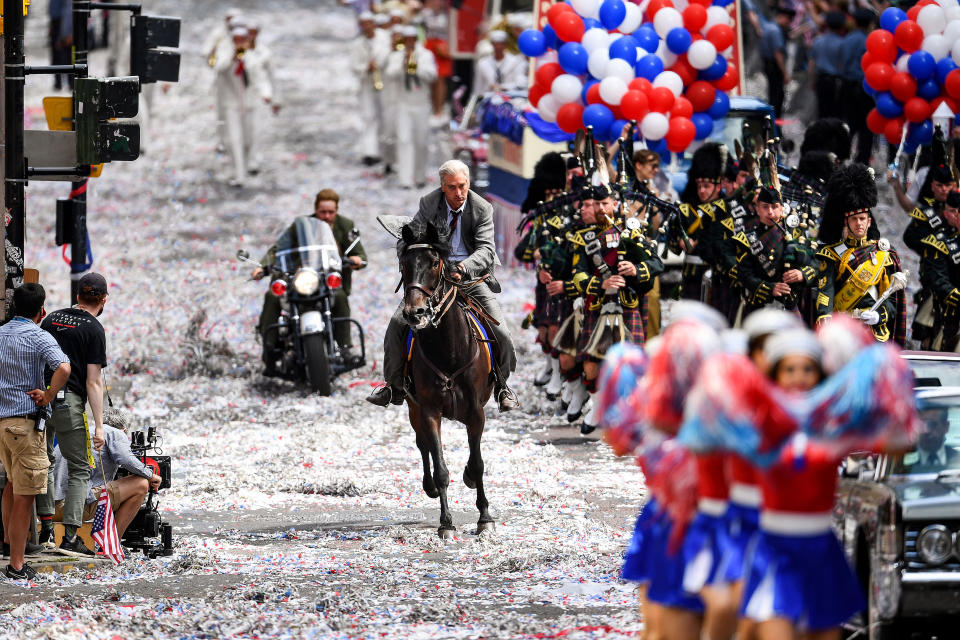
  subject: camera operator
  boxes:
[0,283,71,580]
[52,410,161,543]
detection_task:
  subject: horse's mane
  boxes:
[402,219,452,261]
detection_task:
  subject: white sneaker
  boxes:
[566,381,589,423]
[534,355,553,386]
[581,392,599,434]
[544,359,563,400]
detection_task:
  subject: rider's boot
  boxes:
[581,392,600,434]
[566,380,589,422]
[533,354,553,386]
[492,363,520,412]
[544,359,563,400]
[366,383,405,407]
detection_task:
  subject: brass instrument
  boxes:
[236,47,247,60]
[406,49,418,75]
[372,64,384,91]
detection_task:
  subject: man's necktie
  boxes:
[449,209,461,235]
[495,64,502,85]
[929,454,940,466]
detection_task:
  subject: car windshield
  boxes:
[707,113,772,150]
[905,356,960,388]
[273,217,340,274]
[892,395,960,475]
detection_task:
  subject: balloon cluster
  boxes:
[864,1,960,152]
[517,0,739,154]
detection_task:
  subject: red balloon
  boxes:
[553,12,585,42]
[713,64,738,91]
[706,24,735,51]
[629,78,653,94]
[620,90,650,120]
[907,5,921,21]
[666,117,697,152]
[866,109,888,135]
[946,70,960,100]
[894,21,923,53]
[884,117,905,145]
[683,5,707,32]
[529,84,548,107]
[647,0,674,21]
[865,63,895,92]
[547,2,574,24]
[557,102,585,134]
[865,29,897,64]
[671,57,697,86]
[686,80,716,111]
[890,72,918,102]
[860,51,880,72]
[904,97,931,123]
[688,0,712,6]
[672,96,694,118]
[535,62,564,89]
[586,83,604,105]
[649,86,676,113]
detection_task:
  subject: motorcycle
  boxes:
[238,218,367,395]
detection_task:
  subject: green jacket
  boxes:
[260,214,367,296]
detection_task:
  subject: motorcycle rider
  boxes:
[251,188,367,373]
[367,159,520,411]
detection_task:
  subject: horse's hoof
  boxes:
[462,469,476,489]
[476,521,496,535]
[438,527,456,540]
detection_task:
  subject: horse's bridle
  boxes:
[402,243,458,328]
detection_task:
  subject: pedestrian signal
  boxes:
[131,15,181,84]
[75,77,140,164]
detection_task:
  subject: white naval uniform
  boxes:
[350,30,391,160]
[245,43,281,172]
[384,44,437,188]
[214,48,271,184]
[472,52,527,96]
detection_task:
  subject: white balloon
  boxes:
[704,6,731,32]
[923,34,950,59]
[653,7,683,38]
[552,74,584,104]
[641,112,669,140]
[571,0,600,18]
[937,0,959,9]
[582,28,611,53]
[674,0,689,11]
[599,76,629,105]
[944,19,960,43]
[948,7,960,22]
[896,54,911,72]
[953,39,960,66]
[918,5,947,35]
[588,48,610,79]
[656,41,679,67]
[539,94,561,122]
[688,39,718,69]
[605,57,636,82]
[619,2,644,34]
[653,70,684,97]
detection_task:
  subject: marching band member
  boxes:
[472,30,527,97]
[920,189,960,351]
[676,143,729,301]
[351,12,390,166]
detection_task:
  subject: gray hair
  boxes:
[438,160,470,183]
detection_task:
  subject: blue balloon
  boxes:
[635,25,660,53]
[910,119,934,145]
[609,118,630,142]
[542,24,558,50]
[666,27,692,55]
[599,0,627,30]
[699,55,728,81]
[903,140,919,156]
[908,51,936,81]
[862,78,878,98]
[583,17,603,31]
[517,29,548,58]
[712,0,735,6]
[937,58,959,85]
[610,36,640,65]
[692,113,714,140]
[635,54,664,81]
[581,79,599,104]
[918,78,940,101]
[880,7,907,33]
[876,92,903,118]
[559,42,589,74]
[583,104,615,135]
[706,91,730,119]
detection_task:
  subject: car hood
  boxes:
[888,475,960,520]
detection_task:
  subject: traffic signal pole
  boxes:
[4,0,26,299]
[70,0,91,304]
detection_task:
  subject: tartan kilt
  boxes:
[577,302,645,362]
[533,282,554,328]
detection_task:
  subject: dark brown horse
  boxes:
[399,222,496,538]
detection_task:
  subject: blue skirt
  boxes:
[681,510,729,593]
[719,502,759,584]
[622,499,661,584]
[645,514,705,612]
[741,529,866,631]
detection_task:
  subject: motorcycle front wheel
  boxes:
[303,334,332,396]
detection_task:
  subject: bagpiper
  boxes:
[919,189,960,351]
[816,163,907,344]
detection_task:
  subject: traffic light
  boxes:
[74,77,140,164]
[131,15,180,84]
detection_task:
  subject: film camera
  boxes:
[119,426,173,558]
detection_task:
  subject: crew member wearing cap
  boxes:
[920,190,960,351]
[808,11,846,120]
[817,164,907,343]
[36,273,111,557]
[383,25,437,189]
[472,30,526,97]
[728,183,817,320]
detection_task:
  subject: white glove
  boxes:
[860,310,880,326]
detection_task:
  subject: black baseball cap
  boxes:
[78,272,108,296]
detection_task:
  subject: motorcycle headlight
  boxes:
[292,268,320,295]
[917,524,952,565]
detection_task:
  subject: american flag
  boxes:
[91,486,125,565]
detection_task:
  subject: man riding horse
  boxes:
[367,160,520,412]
